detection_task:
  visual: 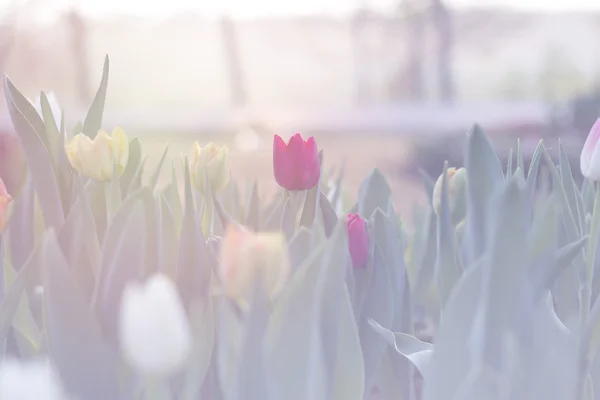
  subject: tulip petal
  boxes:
[111,127,129,173]
[273,135,295,190]
[297,136,320,190]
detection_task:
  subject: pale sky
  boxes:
[4,0,600,20]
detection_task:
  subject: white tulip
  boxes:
[0,358,67,400]
[118,273,192,377]
[31,91,62,124]
[581,118,600,181]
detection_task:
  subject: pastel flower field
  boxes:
[0,56,600,400]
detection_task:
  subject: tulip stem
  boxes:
[144,377,172,400]
[582,183,600,329]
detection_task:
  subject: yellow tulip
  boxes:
[65,128,129,182]
[219,226,291,304]
[189,142,230,195]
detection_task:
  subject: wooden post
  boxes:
[220,15,246,108]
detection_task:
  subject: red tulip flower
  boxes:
[346,213,369,269]
[273,133,320,191]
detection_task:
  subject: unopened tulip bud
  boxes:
[346,213,369,268]
[0,129,27,197]
[0,358,67,400]
[118,273,192,377]
[65,128,129,182]
[273,133,320,191]
[190,142,230,195]
[219,226,291,303]
[432,167,467,222]
[0,178,12,233]
[581,118,600,180]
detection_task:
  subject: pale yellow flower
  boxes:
[65,128,129,182]
[189,142,230,195]
[432,167,467,218]
[219,226,291,303]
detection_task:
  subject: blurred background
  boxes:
[0,0,599,223]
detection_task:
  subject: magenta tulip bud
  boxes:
[346,213,369,269]
[581,118,600,181]
[273,133,320,191]
[0,129,27,197]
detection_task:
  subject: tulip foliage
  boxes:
[1,56,600,400]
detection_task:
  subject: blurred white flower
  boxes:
[0,358,67,400]
[118,273,192,377]
[31,91,62,124]
[233,127,261,153]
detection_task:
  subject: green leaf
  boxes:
[8,178,35,271]
[40,91,72,212]
[530,236,589,301]
[423,257,484,400]
[177,160,211,304]
[4,261,42,352]
[58,188,99,300]
[97,203,147,344]
[419,168,435,207]
[148,143,169,189]
[319,192,339,237]
[542,145,580,243]
[265,242,329,400]
[358,169,392,220]
[506,147,514,178]
[288,227,314,274]
[299,168,322,229]
[516,138,525,174]
[476,176,528,369]
[463,124,503,265]
[158,194,179,280]
[359,246,394,393]
[559,140,583,235]
[526,140,544,205]
[281,196,296,241]
[243,181,260,231]
[0,241,36,342]
[331,285,365,400]
[3,77,64,229]
[369,320,432,378]
[42,230,121,400]
[181,298,215,400]
[91,187,152,309]
[85,179,107,242]
[3,78,48,148]
[82,55,110,137]
[119,137,142,195]
[228,282,269,400]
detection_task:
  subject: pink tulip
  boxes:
[273,133,320,191]
[346,213,369,268]
[581,118,600,180]
[0,177,12,233]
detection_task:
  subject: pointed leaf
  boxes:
[3,77,64,229]
[42,231,121,400]
[82,55,110,137]
[148,144,169,189]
